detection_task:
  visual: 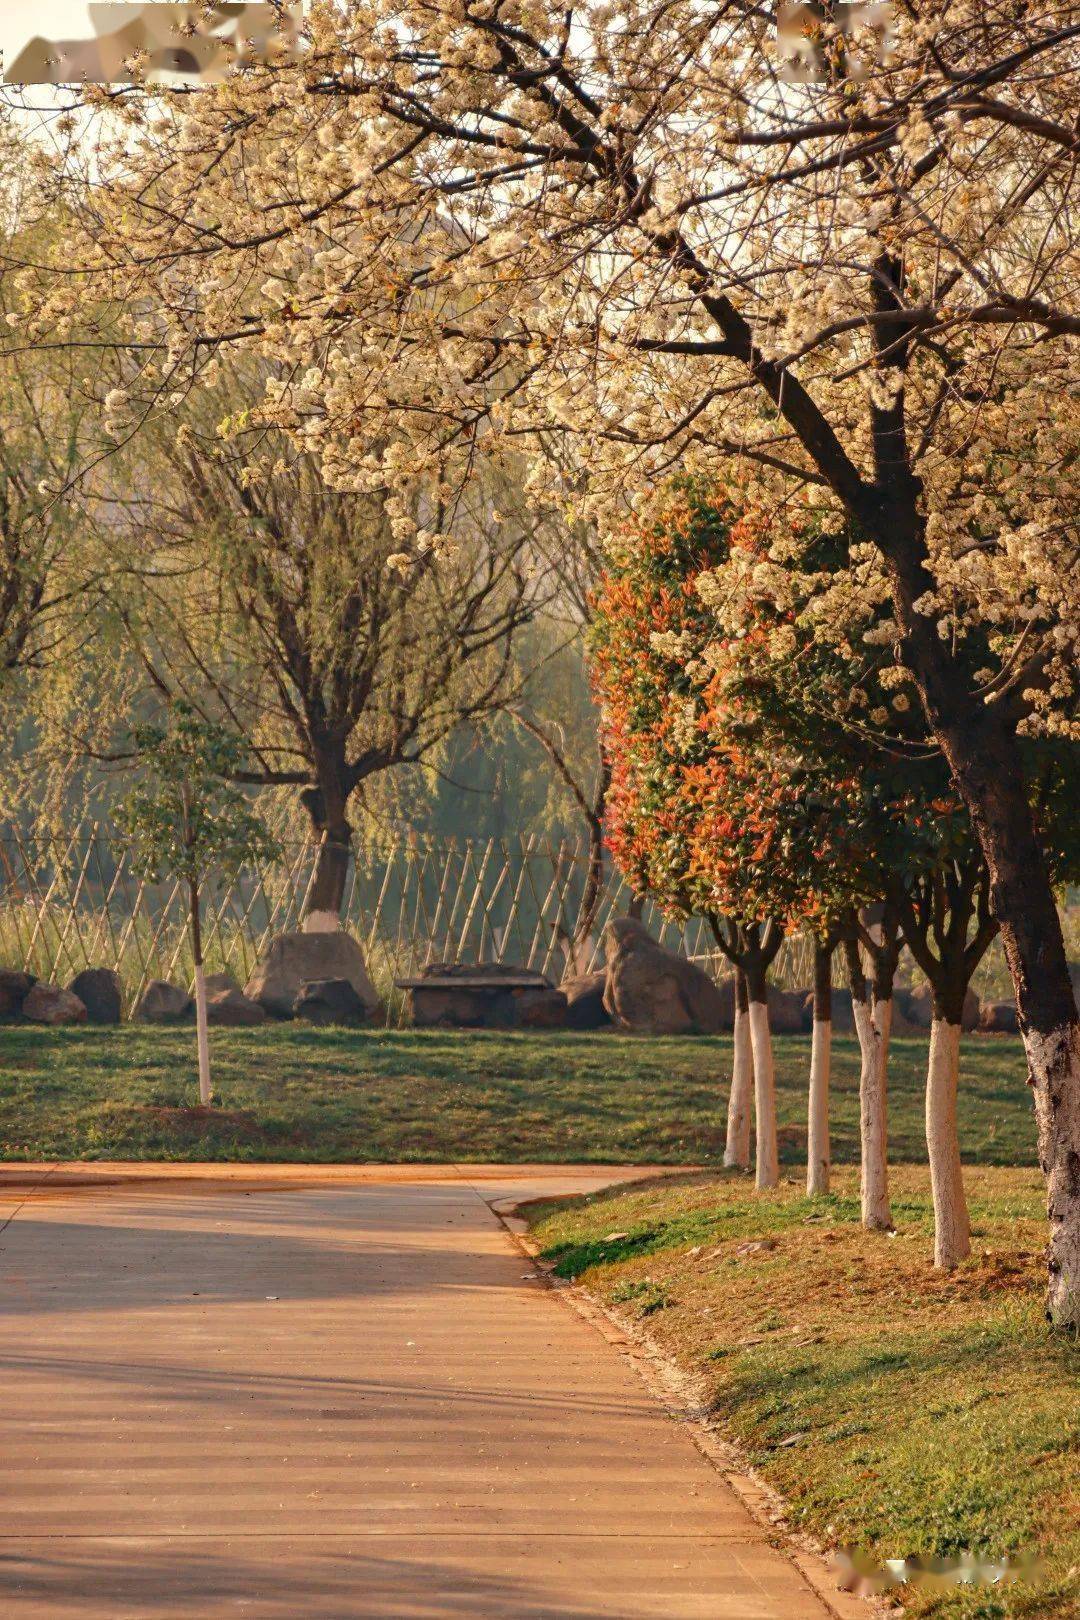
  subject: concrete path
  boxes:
[0,1165,841,1619]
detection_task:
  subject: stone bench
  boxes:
[396,964,566,1029]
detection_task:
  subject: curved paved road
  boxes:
[0,1166,842,1618]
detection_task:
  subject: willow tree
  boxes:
[15,1,1080,1318]
[110,416,537,927]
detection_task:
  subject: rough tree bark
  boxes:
[843,932,892,1230]
[724,965,753,1172]
[807,938,833,1197]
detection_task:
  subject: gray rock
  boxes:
[245,931,378,1019]
[22,983,88,1026]
[0,969,35,1019]
[559,971,612,1030]
[293,978,372,1025]
[206,984,267,1027]
[135,979,194,1024]
[979,998,1019,1034]
[203,972,242,996]
[602,919,727,1035]
[67,968,122,1025]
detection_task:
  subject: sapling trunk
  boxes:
[724,966,753,1171]
[189,875,211,1107]
[926,1017,971,1269]
[844,936,891,1230]
[807,940,832,1197]
[746,967,778,1190]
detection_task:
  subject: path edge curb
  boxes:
[487,1197,897,1620]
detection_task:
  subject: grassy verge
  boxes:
[528,1167,1079,1620]
[0,1025,1035,1164]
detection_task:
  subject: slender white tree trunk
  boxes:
[926,1018,971,1268]
[807,940,832,1196]
[724,973,753,1171]
[807,1016,831,1196]
[1027,1021,1080,1325]
[747,995,778,1190]
[853,996,892,1230]
[193,963,212,1107]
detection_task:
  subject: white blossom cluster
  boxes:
[7,0,1076,736]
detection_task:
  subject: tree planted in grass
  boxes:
[119,706,280,1106]
[591,486,888,1202]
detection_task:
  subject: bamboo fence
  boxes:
[0,821,816,1021]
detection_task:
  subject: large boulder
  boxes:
[245,930,378,1020]
[559,971,612,1030]
[902,982,980,1033]
[0,969,35,1020]
[22,983,87,1026]
[67,968,122,1026]
[602,918,727,1035]
[293,978,373,1026]
[979,999,1019,1034]
[135,979,194,1024]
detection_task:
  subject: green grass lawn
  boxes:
[0,1024,1036,1164]
[528,1167,1079,1620]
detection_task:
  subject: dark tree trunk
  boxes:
[300,768,353,930]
